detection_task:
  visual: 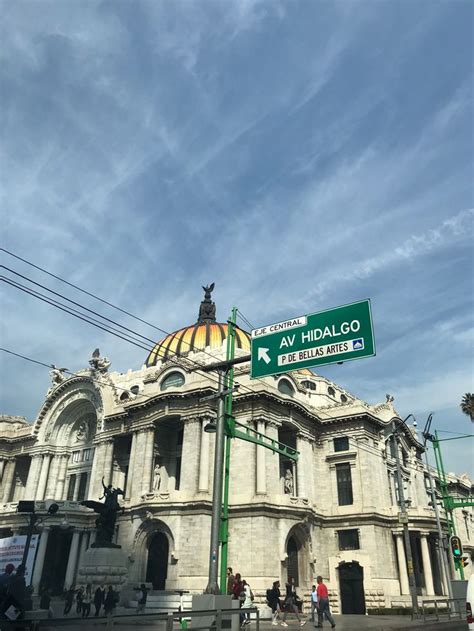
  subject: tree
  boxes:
[460,393,474,421]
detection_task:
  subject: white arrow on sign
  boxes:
[258,347,271,364]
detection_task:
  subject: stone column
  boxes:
[78,531,90,569]
[32,528,50,593]
[102,440,115,486]
[142,429,155,496]
[24,455,42,500]
[420,533,435,596]
[1,460,16,503]
[89,442,107,500]
[64,531,80,589]
[0,459,5,482]
[126,431,138,499]
[45,456,61,498]
[198,420,211,492]
[256,420,266,495]
[36,454,52,501]
[265,422,281,496]
[55,455,69,500]
[395,532,410,595]
[296,434,308,498]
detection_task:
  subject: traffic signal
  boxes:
[450,535,463,561]
[461,553,470,568]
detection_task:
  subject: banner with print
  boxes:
[0,535,39,585]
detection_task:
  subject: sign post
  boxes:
[251,299,375,378]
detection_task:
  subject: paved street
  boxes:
[14,614,467,631]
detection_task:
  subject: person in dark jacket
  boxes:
[136,583,148,614]
[282,579,306,627]
[39,587,53,618]
[1,564,26,619]
[267,580,282,626]
[63,585,75,615]
[103,586,118,617]
[94,585,105,617]
[0,564,15,605]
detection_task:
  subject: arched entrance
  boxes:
[339,562,366,614]
[146,532,169,590]
[287,536,299,586]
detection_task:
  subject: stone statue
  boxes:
[81,478,124,548]
[49,365,68,386]
[153,463,161,493]
[89,348,111,374]
[284,469,294,495]
[76,421,88,442]
[198,283,216,323]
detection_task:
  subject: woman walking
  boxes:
[240,580,253,627]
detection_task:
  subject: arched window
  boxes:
[278,379,295,396]
[302,380,316,391]
[130,385,140,395]
[160,372,185,391]
[340,394,348,403]
[328,386,335,397]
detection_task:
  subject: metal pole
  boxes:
[424,449,453,600]
[205,370,226,594]
[21,513,36,568]
[433,431,464,580]
[392,421,418,616]
[219,308,237,593]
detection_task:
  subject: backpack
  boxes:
[266,588,272,604]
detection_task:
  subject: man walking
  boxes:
[315,576,335,629]
[282,579,306,627]
[267,580,282,626]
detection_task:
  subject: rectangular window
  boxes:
[66,475,76,501]
[338,529,360,550]
[334,437,349,452]
[83,449,91,462]
[72,451,81,463]
[175,457,182,491]
[336,463,353,506]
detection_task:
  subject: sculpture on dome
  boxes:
[89,348,111,374]
[198,283,216,323]
[81,478,124,548]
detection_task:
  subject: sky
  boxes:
[1,0,473,475]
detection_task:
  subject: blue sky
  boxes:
[1,1,473,474]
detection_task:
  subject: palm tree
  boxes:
[460,393,474,421]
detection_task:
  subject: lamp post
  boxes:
[390,415,418,617]
[205,370,226,594]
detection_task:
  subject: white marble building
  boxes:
[0,291,472,613]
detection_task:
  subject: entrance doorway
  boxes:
[287,536,299,586]
[146,532,169,590]
[339,562,365,614]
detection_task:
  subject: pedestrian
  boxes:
[39,586,54,619]
[0,564,15,611]
[63,585,75,615]
[240,579,253,627]
[1,564,26,620]
[232,573,243,600]
[75,586,84,615]
[82,584,92,618]
[103,585,118,617]
[282,579,306,627]
[136,583,148,614]
[266,580,282,626]
[227,567,235,596]
[310,585,318,623]
[315,576,335,629]
[94,585,105,617]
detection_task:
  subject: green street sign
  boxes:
[250,299,375,379]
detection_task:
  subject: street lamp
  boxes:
[17,501,59,568]
[389,415,419,616]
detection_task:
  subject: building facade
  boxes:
[0,291,472,613]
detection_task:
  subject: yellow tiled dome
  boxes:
[146,322,250,367]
